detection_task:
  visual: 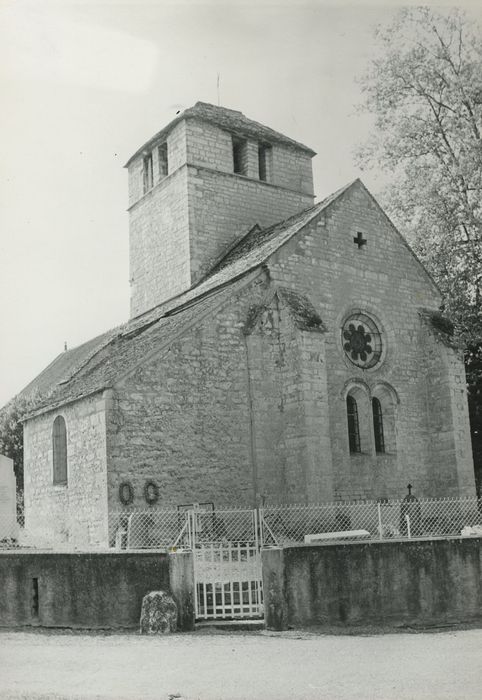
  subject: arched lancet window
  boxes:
[346,395,361,453]
[52,415,67,485]
[372,384,398,454]
[372,397,385,454]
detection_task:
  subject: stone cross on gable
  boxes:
[354,231,367,248]
[407,483,413,496]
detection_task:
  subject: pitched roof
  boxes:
[25,274,259,418]
[17,330,118,403]
[18,179,359,418]
[125,101,316,167]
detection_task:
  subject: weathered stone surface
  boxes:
[140,590,178,635]
[23,393,109,548]
[263,539,482,630]
[0,552,171,629]
[128,111,314,317]
[22,105,476,549]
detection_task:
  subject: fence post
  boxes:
[188,510,195,549]
[377,503,383,540]
[405,514,411,539]
[258,507,263,548]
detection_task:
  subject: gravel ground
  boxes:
[1,627,481,700]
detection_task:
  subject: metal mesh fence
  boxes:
[260,497,482,546]
[2,496,482,551]
[110,509,190,550]
[191,509,258,546]
[109,507,258,549]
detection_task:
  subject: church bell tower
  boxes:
[125,102,316,318]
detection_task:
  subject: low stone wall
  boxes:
[262,538,482,630]
[0,550,194,631]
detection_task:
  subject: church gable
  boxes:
[254,180,471,501]
[348,180,439,295]
[265,178,440,308]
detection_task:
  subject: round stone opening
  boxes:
[342,312,382,369]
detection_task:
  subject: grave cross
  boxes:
[407,483,413,496]
[354,231,367,248]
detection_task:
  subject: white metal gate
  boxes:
[190,508,263,620]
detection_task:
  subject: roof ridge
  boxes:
[56,328,122,386]
[14,327,123,403]
[194,101,243,115]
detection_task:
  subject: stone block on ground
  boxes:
[140,590,177,634]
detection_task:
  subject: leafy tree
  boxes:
[357,7,482,491]
[0,394,38,491]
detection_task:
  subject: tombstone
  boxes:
[0,455,17,541]
[399,483,423,537]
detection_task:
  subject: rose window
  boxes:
[342,313,382,369]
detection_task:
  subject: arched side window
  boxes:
[372,383,398,454]
[52,415,67,485]
[372,398,385,454]
[346,395,361,454]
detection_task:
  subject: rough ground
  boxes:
[1,627,481,700]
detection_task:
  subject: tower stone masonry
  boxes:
[126,102,315,317]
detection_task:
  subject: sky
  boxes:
[0,0,480,407]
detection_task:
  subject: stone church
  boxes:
[20,102,475,546]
